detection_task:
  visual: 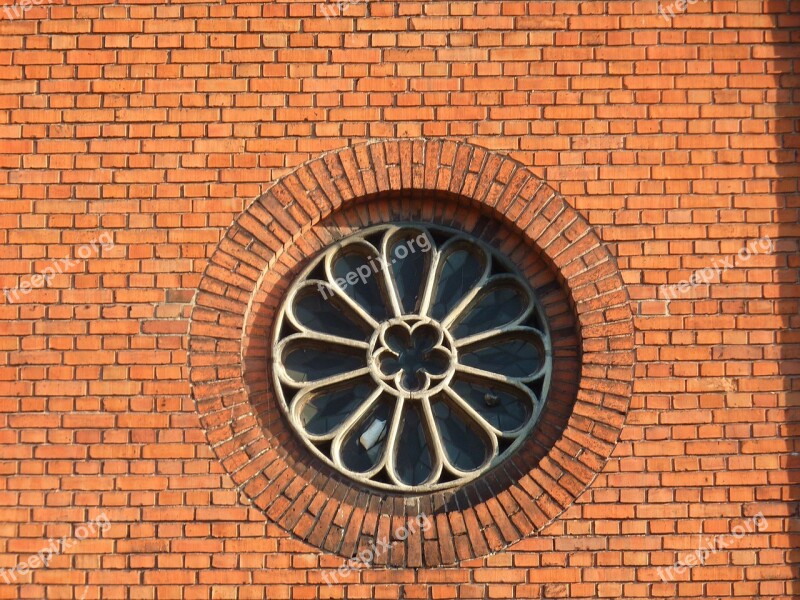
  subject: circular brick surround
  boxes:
[188,139,634,566]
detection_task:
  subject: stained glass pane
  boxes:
[332,251,389,321]
[341,399,393,473]
[453,283,527,338]
[388,230,430,314]
[460,335,542,379]
[450,377,531,432]
[300,382,373,436]
[395,405,433,486]
[283,345,364,383]
[430,247,484,320]
[294,287,369,340]
[432,398,489,471]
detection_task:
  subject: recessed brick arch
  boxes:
[188,138,634,566]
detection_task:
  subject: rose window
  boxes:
[272,224,552,492]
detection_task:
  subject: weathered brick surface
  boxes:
[1,1,798,599]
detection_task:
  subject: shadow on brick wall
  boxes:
[773,5,800,588]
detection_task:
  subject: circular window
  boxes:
[273,224,552,492]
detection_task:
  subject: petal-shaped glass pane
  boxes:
[399,368,426,392]
[394,405,434,486]
[452,280,530,338]
[282,343,365,384]
[332,249,390,321]
[299,381,375,436]
[410,323,439,352]
[293,285,371,341]
[430,245,486,321]
[377,350,401,378]
[340,398,393,473]
[422,348,450,377]
[431,398,490,471]
[460,332,543,379]
[449,377,532,433]
[384,326,411,354]
[387,229,433,314]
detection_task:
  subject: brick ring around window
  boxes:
[188,139,634,567]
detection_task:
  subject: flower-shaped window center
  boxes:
[374,320,453,393]
[273,224,552,492]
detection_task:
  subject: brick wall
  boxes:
[0,1,797,599]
